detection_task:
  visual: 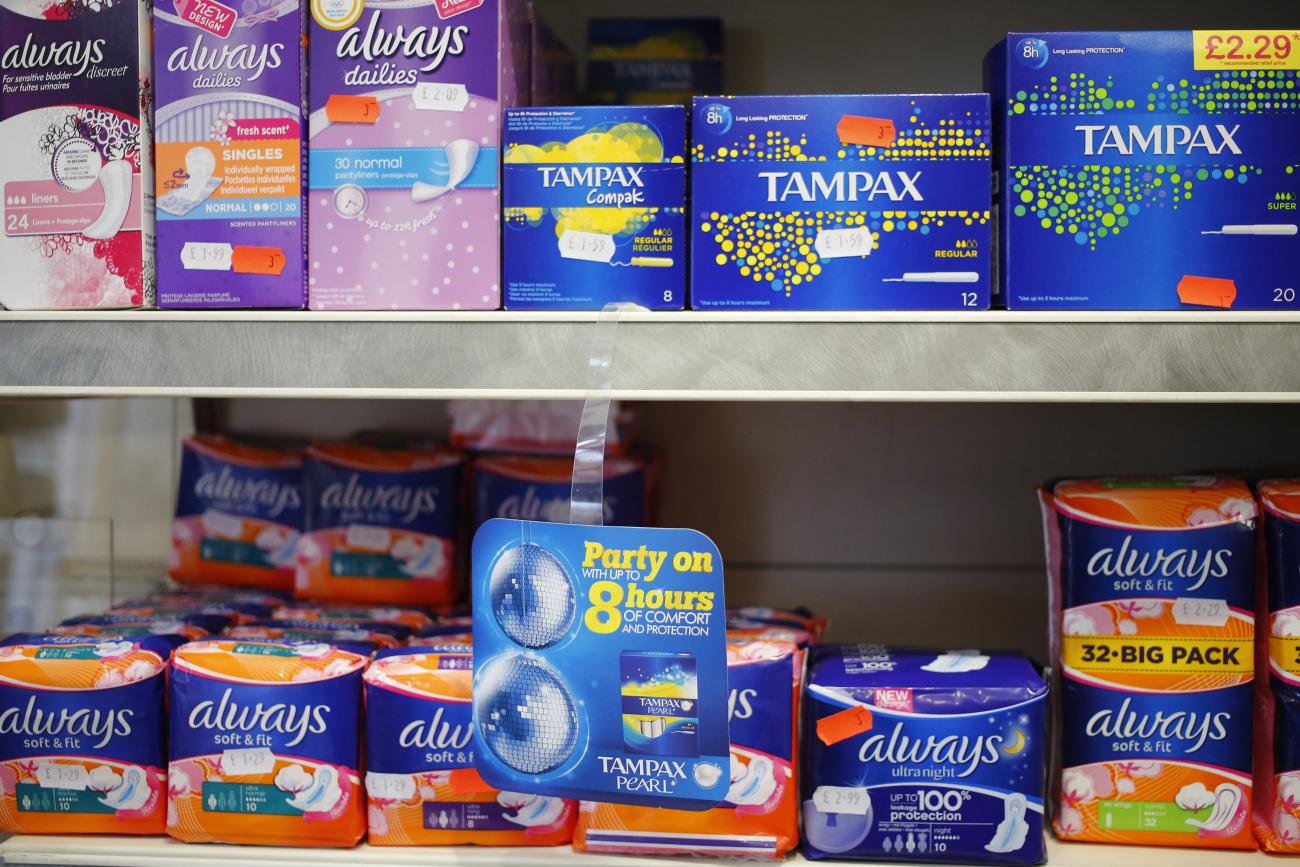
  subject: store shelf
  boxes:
[0,834,1273,866]
[6,310,1300,401]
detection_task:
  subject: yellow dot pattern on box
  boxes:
[504,122,685,239]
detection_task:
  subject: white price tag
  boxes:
[1172,598,1230,627]
[366,771,416,800]
[202,509,244,539]
[222,747,276,776]
[814,226,874,260]
[346,524,391,551]
[558,230,616,263]
[180,241,233,271]
[412,83,468,112]
[812,785,871,816]
[37,763,88,791]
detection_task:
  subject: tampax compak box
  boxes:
[153,0,306,308]
[689,94,992,310]
[308,0,529,310]
[988,31,1300,310]
[503,105,686,309]
[0,0,154,309]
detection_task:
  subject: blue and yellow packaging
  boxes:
[503,106,686,309]
[690,94,992,310]
[988,31,1300,309]
[471,519,728,808]
[587,18,723,105]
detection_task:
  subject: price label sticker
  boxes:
[222,747,276,776]
[816,704,873,746]
[366,772,416,800]
[558,230,616,263]
[1172,598,1230,628]
[813,785,871,816]
[326,94,381,124]
[346,524,391,551]
[815,226,874,260]
[202,509,244,538]
[37,763,88,791]
[412,83,469,112]
[1194,30,1300,70]
[836,115,896,148]
[181,242,233,272]
[232,245,287,276]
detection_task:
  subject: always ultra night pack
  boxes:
[989,31,1300,309]
[1,0,154,309]
[308,0,528,309]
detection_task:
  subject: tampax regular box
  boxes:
[503,105,686,309]
[0,0,154,309]
[690,94,992,310]
[308,0,529,310]
[153,0,306,308]
[989,31,1300,309]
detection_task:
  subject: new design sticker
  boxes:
[471,519,729,809]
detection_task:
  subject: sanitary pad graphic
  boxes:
[472,519,728,808]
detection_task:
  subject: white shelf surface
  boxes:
[0,834,1274,866]
[7,310,1300,401]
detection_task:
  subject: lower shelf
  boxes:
[0,834,1273,866]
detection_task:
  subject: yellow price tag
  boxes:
[1063,634,1253,675]
[1194,30,1300,71]
[1270,636,1300,675]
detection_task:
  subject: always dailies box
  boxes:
[802,645,1047,865]
[1,0,154,309]
[503,105,686,309]
[153,0,306,308]
[307,0,529,310]
[1041,477,1257,849]
[0,634,172,835]
[168,639,368,847]
[988,31,1300,309]
[471,519,729,808]
[690,94,992,310]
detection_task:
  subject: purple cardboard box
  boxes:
[307,0,528,310]
[153,0,306,308]
[1,0,154,309]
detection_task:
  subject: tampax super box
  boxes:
[988,31,1300,309]
[690,95,992,310]
[503,105,686,309]
[154,0,306,308]
[308,0,529,310]
[1,0,154,309]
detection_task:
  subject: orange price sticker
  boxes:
[836,115,897,148]
[326,94,381,124]
[816,704,872,746]
[1194,30,1300,71]
[232,246,287,276]
[1177,275,1237,309]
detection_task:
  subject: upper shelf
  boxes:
[6,310,1300,401]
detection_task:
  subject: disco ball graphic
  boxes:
[477,654,579,774]
[489,543,576,648]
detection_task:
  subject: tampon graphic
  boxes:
[611,257,674,268]
[882,272,980,283]
[1201,224,1298,236]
